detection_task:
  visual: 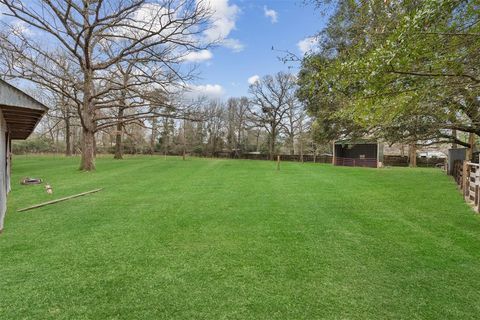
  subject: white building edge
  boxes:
[0,79,47,232]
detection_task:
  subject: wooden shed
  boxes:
[333,139,384,168]
[0,79,47,232]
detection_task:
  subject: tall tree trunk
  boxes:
[299,135,304,163]
[409,143,417,167]
[150,117,157,155]
[467,133,475,161]
[269,126,276,160]
[93,135,97,157]
[79,74,96,171]
[183,119,186,160]
[65,115,72,156]
[290,134,295,155]
[80,128,95,171]
[236,125,242,157]
[212,131,218,156]
[163,120,169,159]
[164,137,168,159]
[114,107,124,159]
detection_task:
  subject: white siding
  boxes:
[0,109,6,232]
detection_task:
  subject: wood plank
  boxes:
[17,189,103,212]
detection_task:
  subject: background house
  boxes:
[0,79,47,232]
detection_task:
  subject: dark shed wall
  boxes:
[335,144,377,159]
[447,148,466,175]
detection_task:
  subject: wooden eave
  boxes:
[0,79,48,139]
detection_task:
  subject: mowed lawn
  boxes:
[1,156,480,319]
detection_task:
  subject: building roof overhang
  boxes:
[0,79,48,139]
[335,138,378,145]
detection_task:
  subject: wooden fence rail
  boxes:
[452,160,480,213]
[334,157,378,168]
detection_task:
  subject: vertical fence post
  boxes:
[475,167,480,212]
[276,155,280,171]
[462,161,468,197]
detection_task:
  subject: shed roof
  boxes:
[0,79,48,139]
[335,138,378,145]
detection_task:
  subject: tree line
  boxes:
[13,72,326,161]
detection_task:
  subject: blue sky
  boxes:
[0,0,327,100]
[187,0,326,99]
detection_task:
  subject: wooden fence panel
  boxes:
[453,161,480,213]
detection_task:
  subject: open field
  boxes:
[1,156,480,319]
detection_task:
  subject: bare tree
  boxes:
[50,86,78,156]
[248,72,297,160]
[296,113,311,162]
[281,93,303,155]
[0,0,212,170]
[225,97,249,156]
[204,100,225,155]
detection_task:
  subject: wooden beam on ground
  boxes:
[17,189,103,212]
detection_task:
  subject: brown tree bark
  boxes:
[299,135,304,163]
[65,115,72,156]
[79,73,96,171]
[409,143,417,167]
[183,119,186,161]
[467,133,475,160]
[114,107,124,160]
[269,126,276,160]
[289,134,295,155]
[80,128,96,171]
[150,117,157,155]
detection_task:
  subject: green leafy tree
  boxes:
[299,0,480,161]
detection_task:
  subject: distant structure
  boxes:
[0,79,47,232]
[333,139,384,168]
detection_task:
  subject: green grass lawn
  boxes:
[1,156,480,319]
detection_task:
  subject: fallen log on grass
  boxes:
[17,188,103,212]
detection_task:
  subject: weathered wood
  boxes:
[475,185,479,207]
[466,162,480,167]
[332,141,336,165]
[457,161,480,213]
[17,188,102,212]
[277,155,280,171]
[476,169,480,210]
[462,161,468,195]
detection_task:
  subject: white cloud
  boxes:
[116,1,243,55]
[204,0,239,41]
[116,3,188,44]
[248,75,260,85]
[185,84,225,100]
[0,4,33,36]
[182,50,213,62]
[263,6,278,23]
[12,20,32,36]
[297,36,317,55]
[222,38,244,52]
[203,0,244,52]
